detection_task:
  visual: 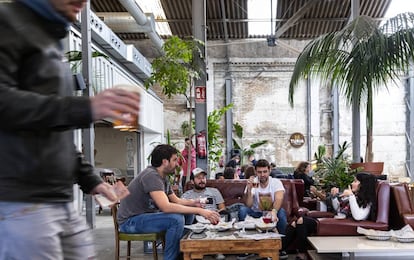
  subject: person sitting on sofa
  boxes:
[238,159,288,260]
[182,168,227,220]
[182,167,228,260]
[293,161,315,197]
[283,172,377,260]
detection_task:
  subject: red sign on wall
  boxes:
[195,86,206,103]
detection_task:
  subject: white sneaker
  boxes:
[216,254,226,260]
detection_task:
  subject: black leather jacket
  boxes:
[0,2,102,202]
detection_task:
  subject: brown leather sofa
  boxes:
[184,179,304,223]
[389,183,414,229]
[315,180,390,236]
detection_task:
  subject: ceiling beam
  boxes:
[275,0,323,39]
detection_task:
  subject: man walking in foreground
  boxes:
[0,0,141,259]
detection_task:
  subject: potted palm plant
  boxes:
[288,13,414,173]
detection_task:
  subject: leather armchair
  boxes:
[389,183,414,229]
[316,181,390,236]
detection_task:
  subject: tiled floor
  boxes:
[93,209,300,260]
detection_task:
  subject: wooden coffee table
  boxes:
[180,231,281,260]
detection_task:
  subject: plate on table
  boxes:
[184,224,206,234]
[366,235,391,241]
[394,234,414,243]
[195,215,210,224]
[234,221,256,230]
[334,213,346,220]
[208,222,233,232]
[255,222,276,232]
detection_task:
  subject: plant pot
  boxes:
[350,162,384,175]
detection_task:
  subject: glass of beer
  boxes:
[112,84,141,131]
[252,176,259,188]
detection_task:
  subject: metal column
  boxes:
[332,86,340,156]
[193,0,208,170]
[81,3,96,228]
[350,0,361,162]
[306,78,312,160]
[406,65,414,179]
[225,79,233,161]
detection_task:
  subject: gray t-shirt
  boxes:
[181,187,224,211]
[117,166,172,224]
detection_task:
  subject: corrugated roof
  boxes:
[91,0,391,40]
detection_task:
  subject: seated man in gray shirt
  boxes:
[182,168,227,220]
[182,167,227,260]
[117,145,220,260]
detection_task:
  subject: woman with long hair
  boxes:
[293,161,314,197]
[283,172,377,260]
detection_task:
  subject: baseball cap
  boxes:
[192,167,207,177]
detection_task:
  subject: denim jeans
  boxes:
[0,202,95,260]
[238,206,288,234]
[119,212,193,260]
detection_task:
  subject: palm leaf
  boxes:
[233,122,243,139]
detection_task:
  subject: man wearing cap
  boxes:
[182,167,227,260]
[117,144,220,260]
[182,168,226,215]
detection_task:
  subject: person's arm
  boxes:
[270,190,284,223]
[169,192,201,207]
[150,190,220,223]
[348,195,371,220]
[244,179,254,207]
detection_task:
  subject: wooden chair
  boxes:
[111,206,164,260]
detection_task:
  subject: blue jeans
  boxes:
[0,202,95,260]
[238,206,288,235]
[119,212,193,260]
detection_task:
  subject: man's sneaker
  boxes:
[279,250,288,259]
[236,253,256,260]
[216,254,226,260]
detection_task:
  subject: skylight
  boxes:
[134,0,172,36]
[248,0,278,36]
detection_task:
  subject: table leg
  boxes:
[183,253,191,260]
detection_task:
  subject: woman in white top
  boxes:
[283,172,377,260]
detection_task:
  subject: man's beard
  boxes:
[194,183,206,190]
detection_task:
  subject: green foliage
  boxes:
[65,50,108,72]
[180,120,195,138]
[207,104,233,172]
[144,36,204,99]
[232,122,268,164]
[289,13,414,162]
[314,141,356,190]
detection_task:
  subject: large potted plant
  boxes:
[288,13,414,173]
[314,141,356,190]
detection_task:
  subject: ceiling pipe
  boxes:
[118,0,164,52]
[96,12,153,33]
